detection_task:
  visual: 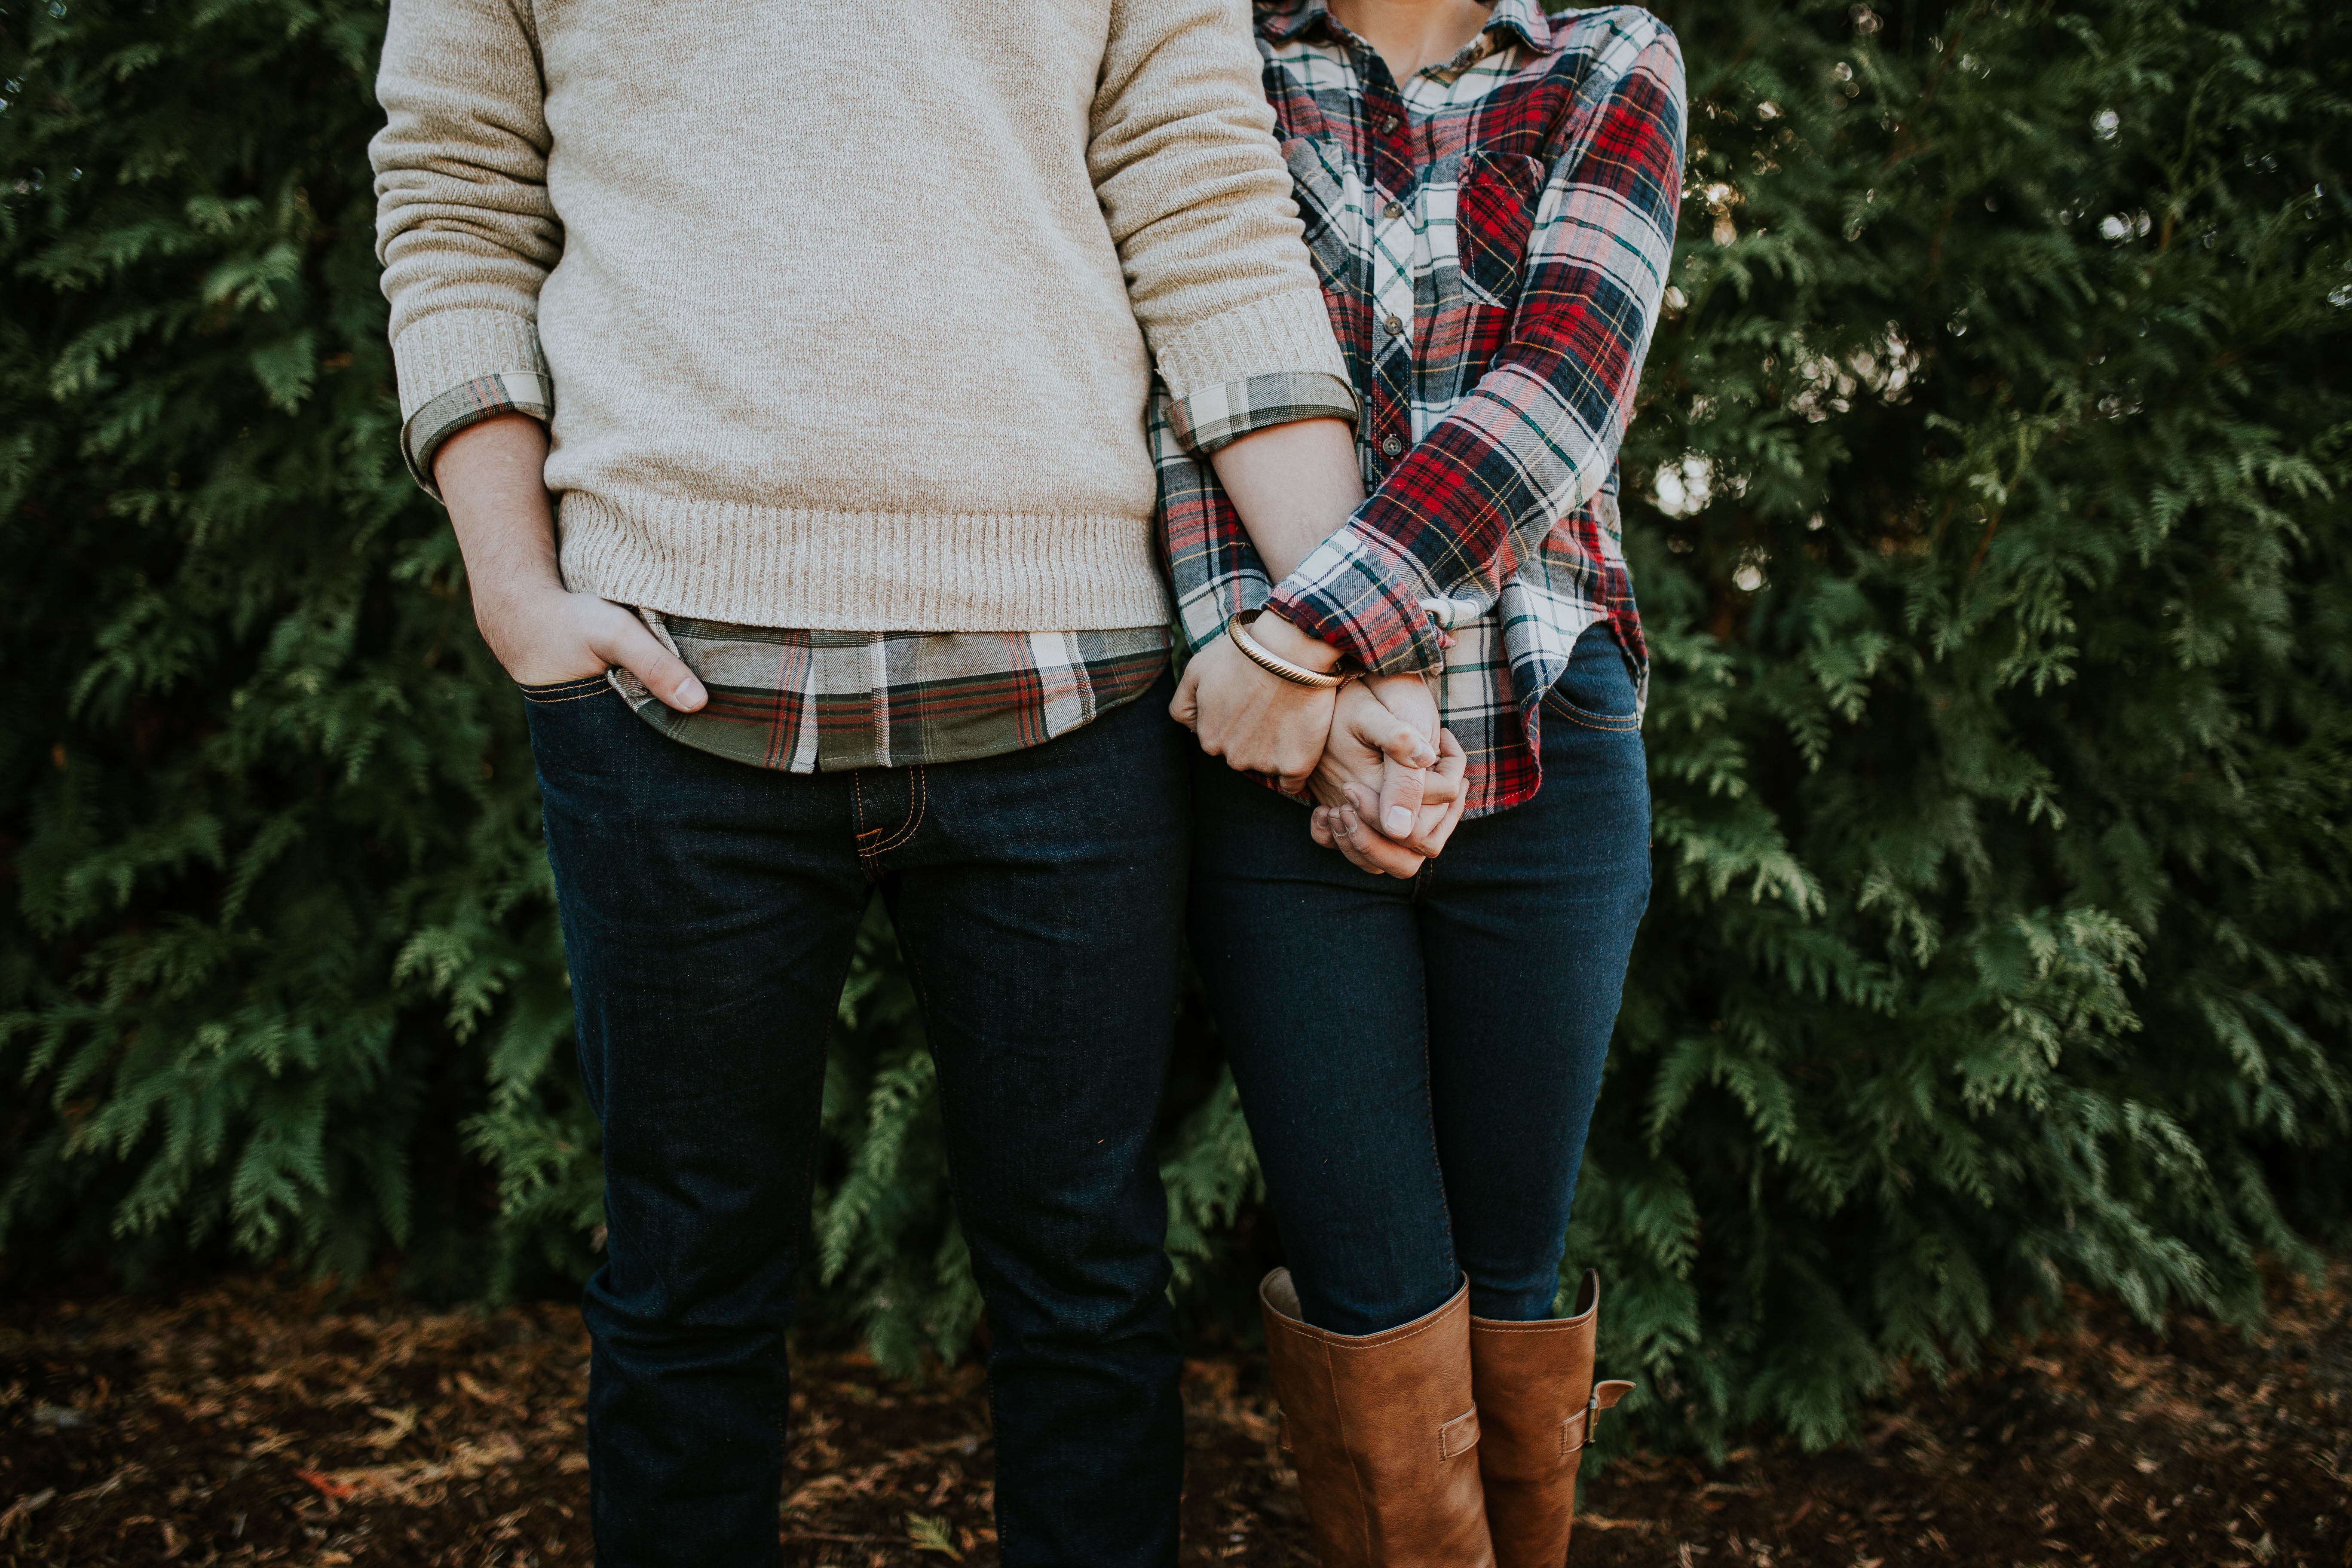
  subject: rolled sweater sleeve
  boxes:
[1268,26,1686,675]
[369,0,562,493]
[1090,0,1354,445]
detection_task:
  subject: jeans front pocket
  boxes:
[1540,625,1641,732]
[516,673,617,705]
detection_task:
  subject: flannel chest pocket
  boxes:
[1281,135,1359,289]
[1455,150,1547,308]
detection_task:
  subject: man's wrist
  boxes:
[1246,610,1345,675]
[469,573,573,640]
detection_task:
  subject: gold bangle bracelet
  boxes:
[1226,611,1347,689]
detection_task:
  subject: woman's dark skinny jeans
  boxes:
[527,674,1191,1568]
[1191,624,1653,1335]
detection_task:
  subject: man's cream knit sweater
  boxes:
[370,0,1347,631]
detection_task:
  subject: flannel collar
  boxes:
[1257,0,1553,57]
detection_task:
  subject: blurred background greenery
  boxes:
[2,0,2346,1456]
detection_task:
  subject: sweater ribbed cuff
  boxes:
[1150,288,1350,405]
[389,307,546,420]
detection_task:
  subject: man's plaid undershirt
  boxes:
[1153,0,1686,816]
[404,369,1353,773]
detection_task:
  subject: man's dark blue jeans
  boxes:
[524,672,1190,1568]
[1189,624,1653,1338]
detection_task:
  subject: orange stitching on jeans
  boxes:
[866,766,927,856]
[517,675,609,698]
[1542,692,1641,732]
[521,684,617,706]
[853,773,882,842]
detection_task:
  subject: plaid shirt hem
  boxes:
[402,371,552,496]
[611,618,1171,772]
[401,364,1368,769]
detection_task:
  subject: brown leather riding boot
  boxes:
[1468,1271,1635,1568]
[1258,1268,1495,1568]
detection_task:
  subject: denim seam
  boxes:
[520,684,617,707]
[862,766,928,858]
[879,916,1004,1553]
[516,674,610,699]
[1542,695,1640,732]
[1419,1015,1458,1278]
[852,773,878,841]
[861,771,931,865]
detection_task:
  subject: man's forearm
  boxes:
[436,413,564,613]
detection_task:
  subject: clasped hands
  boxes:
[1170,612,1467,876]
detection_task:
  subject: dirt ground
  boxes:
[1,1268,2345,1567]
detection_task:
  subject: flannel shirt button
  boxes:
[1381,434,1404,457]
[1383,313,1406,336]
[1382,114,1402,133]
[1382,199,1405,219]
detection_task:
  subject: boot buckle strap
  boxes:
[1560,1378,1637,1456]
[1438,1408,1481,1460]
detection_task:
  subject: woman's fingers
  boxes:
[1330,805,1388,874]
[1377,756,1424,837]
[1413,763,1462,807]
[1360,671,1441,753]
[1330,686,1436,837]
[1332,800,1426,877]
[1347,764,1461,860]
[1400,731,1469,858]
[1317,804,1376,872]
[1353,698,1437,770]
[1168,658,1202,733]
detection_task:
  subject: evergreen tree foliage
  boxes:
[1610,0,2352,1449]
[2,0,2346,1450]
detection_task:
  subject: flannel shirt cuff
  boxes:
[1172,568,1274,658]
[1266,522,1450,677]
[400,371,552,498]
[1161,371,1358,457]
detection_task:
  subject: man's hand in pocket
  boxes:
[436,414,706,713]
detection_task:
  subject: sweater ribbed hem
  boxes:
[389,307,545,418]
[1152,288,1350,403]
[555,489,1173,632]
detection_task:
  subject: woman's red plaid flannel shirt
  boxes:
[1153,0,1686,816]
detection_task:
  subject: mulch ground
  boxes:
[2,1268,2345,1567]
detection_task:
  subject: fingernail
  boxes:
[1384,805,1414,836]
[678,679,707,710]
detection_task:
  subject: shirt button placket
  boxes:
[1360,70,1415,480]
